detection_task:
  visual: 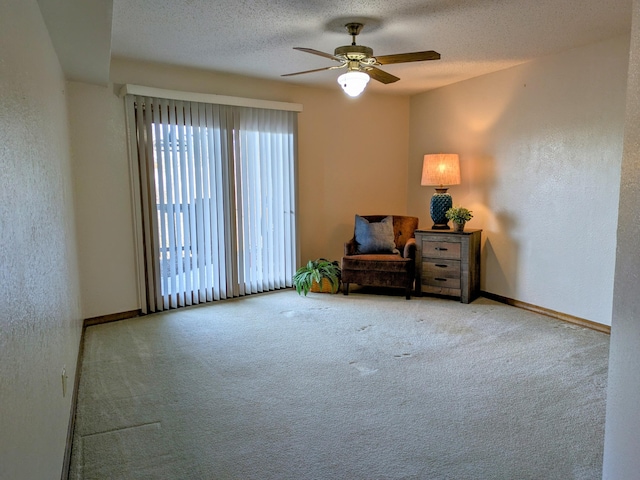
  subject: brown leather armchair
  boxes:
[341,215,419,299]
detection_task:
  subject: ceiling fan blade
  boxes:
[293,47,343,62]
[367,66,400,84]
[375,50,441,65]
[281,66,341,77]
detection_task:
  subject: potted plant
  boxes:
[293,258,341,296]
[445,206,474,232]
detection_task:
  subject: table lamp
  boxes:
[421,153,461,229]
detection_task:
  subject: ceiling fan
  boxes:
[282,22,441,97]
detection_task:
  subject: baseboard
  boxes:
[83,309,141,327]
[480,291,611,335]
[60,323,86,480]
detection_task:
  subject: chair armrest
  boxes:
[344,238,358,256]
[403,238,417,259]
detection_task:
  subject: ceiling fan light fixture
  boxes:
[337,70,370,97]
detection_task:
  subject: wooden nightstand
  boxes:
[414,229,482,303]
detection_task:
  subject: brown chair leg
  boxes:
[343,283,349,295]
[405,287,411,300]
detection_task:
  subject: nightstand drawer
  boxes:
[422,259,461,289]
[421,240,461,259]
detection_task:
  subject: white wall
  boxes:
[408,35,629,326]
[0,1,83,478]
[67,81,139,318]
[603,0,640,476]
[69,58,410,317]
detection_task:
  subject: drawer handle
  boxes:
[435,278,447,282]
[435,264,448,268]
[434,247,448,251]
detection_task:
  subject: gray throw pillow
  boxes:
[355,215,397,254]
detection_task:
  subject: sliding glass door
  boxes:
[125,95,297,312]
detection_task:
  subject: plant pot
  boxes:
[310,278,339,293]
[453,221,466,232]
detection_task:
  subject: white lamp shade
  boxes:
[421,153,461,186]
[337,71,370,97]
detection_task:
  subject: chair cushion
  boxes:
[342,254,412,273]
[354,215,397,254]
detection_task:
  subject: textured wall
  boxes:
[0,1,82,478]
[603,0,640,476]
[408,35,629,326]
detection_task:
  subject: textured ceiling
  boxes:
[87,0,635,94]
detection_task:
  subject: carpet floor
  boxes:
[68,290,609,479]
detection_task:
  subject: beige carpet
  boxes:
[68,290,609,479]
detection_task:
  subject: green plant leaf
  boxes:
[293,257,342,296]
[445,206,473,223]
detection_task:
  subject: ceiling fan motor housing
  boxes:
[334,45,373,61]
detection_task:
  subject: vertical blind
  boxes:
[125,95,297,313]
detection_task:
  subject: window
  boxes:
[125,94,298,312]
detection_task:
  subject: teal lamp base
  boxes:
[430,188,452,230]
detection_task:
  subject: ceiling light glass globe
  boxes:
[337,71,370,97]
